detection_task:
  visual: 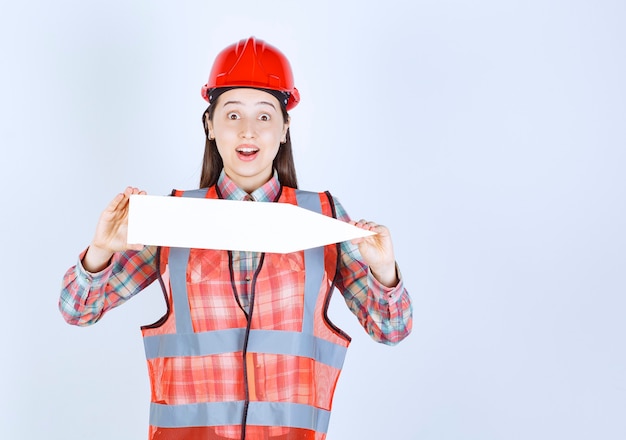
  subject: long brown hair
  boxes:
[199,97,298,189]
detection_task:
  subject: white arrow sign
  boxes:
[127,195,375,253]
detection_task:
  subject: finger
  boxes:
[104,192,127,214]
[362,222,380,231]
[125,187,148,197]
[116,191,132,212]
[117,187,144,209]
[369,224,387,236]
[126,243,145,251]
[352,219,373,229]
[121,186,142,196]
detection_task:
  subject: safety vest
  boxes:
[141,185,351,440]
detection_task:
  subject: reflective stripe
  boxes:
[170,189,207,334]
[181,188,210,198]
[151,401,331,433]
[144,328,245,358]
[247,330,345,370]
[247,401,331,432]
[151,401,243,427]
[296,190,325,335]
[302,245,324,334]
[169,247,192,334]
[144,329,347,369]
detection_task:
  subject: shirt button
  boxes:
[245,276,251,282]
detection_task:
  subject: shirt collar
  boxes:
[216,170,281,202]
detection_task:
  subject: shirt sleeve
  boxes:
[59,245,159,326]
[331,197,413,345]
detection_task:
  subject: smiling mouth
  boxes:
[237,146,259,157]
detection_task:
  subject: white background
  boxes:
[1,1,625,439]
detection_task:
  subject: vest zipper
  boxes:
[232,252,266,440]
[228,251,249,317]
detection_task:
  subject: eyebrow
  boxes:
[222,100,277,110]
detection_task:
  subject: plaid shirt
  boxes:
[59,172,412,345]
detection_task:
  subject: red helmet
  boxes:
[201,36,300,110]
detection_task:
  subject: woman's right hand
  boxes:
[82,187,147,272]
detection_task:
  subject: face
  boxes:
[207,88,290,193]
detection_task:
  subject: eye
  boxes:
[259,113,271,121]
[227,112,240,120]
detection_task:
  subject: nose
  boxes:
[240,118,257,139]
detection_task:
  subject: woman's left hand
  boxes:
[350,220,398,288]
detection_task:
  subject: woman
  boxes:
[60,36,412,440]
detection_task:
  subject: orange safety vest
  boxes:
[141,186,352,440]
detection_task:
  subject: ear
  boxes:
[205,115,214,139]
[282,115,291,142]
